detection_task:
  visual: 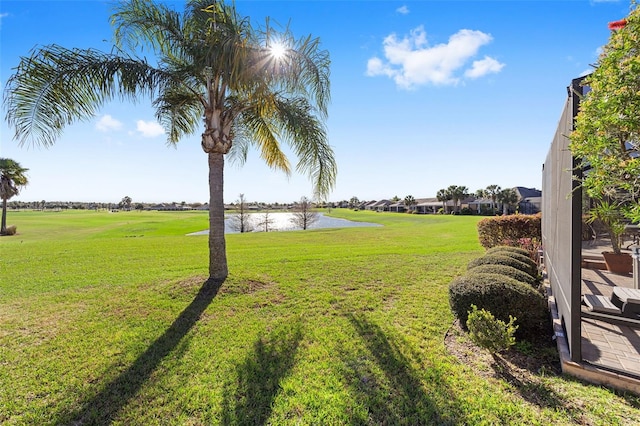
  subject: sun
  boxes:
[269,42,287,60]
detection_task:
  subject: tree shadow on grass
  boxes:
[342,312,454,425]
[56,278,224,425]
[490,353,569,410]
[220,320,303,425]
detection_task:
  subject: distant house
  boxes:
[464,197,493,214]
[366,199,391,212]
[389,201,406,213]
[515,186,542,214]
[415,198,454,214]
[147,203,171,211]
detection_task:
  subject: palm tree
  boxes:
[436,188,451,213]
[485,184,501,214]
[497,188,518,215]
[403,194,416,212]
[0,158,29,235]
[447,185,469,213]
[4,0,335,283]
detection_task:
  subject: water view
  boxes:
[188,212,381,235]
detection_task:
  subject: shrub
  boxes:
[486,245,530,257]
[449,272,549,340]
[477,214,541,249]
[2,225,17,236]
[467,254,537,279]
[483,250,538,277]
[466,305,517,354]
[468,264,539,288]
[460,207,473,215]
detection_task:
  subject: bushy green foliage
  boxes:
[449,272,549,340]
[467,264,538,288]
[477,214,541,249]
[467,254,537,279]
[486,245,530,257]
[570,7,640,222]
[483,250,538,277]
[466,305,517,354]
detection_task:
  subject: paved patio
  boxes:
[573,240,640,390]
[580,268,640,378]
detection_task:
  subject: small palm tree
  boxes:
[497,188,518,215]
[403,194,416,212]
[436,188,451,213]
[485,184,501,214]
[0,158,29,235]
[4,0,336,283]
[447,185,469,213]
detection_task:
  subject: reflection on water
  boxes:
[188,212,381,235]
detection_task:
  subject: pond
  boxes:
[187,212,381,235]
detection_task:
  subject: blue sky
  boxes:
[0,0,633,204]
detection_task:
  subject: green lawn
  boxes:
[1,209,638,424]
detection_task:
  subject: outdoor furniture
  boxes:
[583,294,622,315]
[611,287,640,318]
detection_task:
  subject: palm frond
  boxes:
[273,96,336,198]
[234,101,292,174]
[252,27,330,117]
[154,86,203,145]
[112,0,186,61]
[4,45,167,147]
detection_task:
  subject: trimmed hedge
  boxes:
[467,254,537,279]
[484,251,538,276]
[486,245,531,257]
[477,214,541,249]
[468,264,539,288]
[448,272,549,340]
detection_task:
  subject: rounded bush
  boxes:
[1,225,17,236]
[467,254,537,279]
[486,245,531,257]
[448,272,549,340]
[468,264,539,288]
[484,250,538,276]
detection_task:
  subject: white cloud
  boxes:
[95,114,123,132]
[366,26,504,89]
[136,120,165,138]
[464,56,505,78]
[396,5,410,15]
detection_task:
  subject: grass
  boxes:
[1,209,639,424]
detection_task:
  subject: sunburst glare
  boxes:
[269,42,287,60]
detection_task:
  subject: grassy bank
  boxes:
[1,210,638,424]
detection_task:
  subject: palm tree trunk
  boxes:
[208,152,228,282]
[1,197,7,234]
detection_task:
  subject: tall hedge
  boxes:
[477,214,541,249]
